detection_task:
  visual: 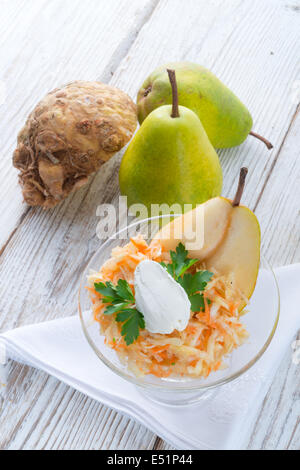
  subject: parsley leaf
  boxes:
[94,281,116,301]
[160,261,174,277]
[160,243,198,280]
[178,271,213,296]
[103,302,131,316]
[116,309,145,346]
[189,293,205,312]
[160,243,213,313]
[115,279,135,302]
[94,279,144,345]
[178,270,213,312]
[94,279,135,307]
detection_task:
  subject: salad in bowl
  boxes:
[80,170,279,404]
[86,235,249,380]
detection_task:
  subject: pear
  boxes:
[153,168,261,305]
[119,70,223,213]
[137,62,273,150]
[153,196,232,260]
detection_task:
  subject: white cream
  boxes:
[134,260,191,334]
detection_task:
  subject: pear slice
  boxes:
[206,205,260,301]
[206,168,260,305]
[153,197,232,261]
[153,168,261,307]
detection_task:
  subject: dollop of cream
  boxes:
[134,260,191,334]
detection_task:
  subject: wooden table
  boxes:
[0,0,299,450]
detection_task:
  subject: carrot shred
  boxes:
[189,359,198,367]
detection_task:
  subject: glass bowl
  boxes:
[78,215,280,406]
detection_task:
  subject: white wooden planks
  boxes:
[256,110,300,267]
[1,365,156,450]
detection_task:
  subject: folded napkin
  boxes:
[0,265,299,450]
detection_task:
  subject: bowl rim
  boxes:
[78,214,280,392]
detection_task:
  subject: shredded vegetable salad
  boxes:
[87,236,249,378]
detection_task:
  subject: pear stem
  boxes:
[249,131,273,150]
[232,167,248,207]
[167,69,179,118]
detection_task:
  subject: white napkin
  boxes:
[0,265,299,450]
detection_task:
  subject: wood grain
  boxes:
[1,361,157,450]
[0,0,299,450]
[256,108,300,267]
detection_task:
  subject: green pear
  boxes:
[137,62,272,149]
[119,70,223,213]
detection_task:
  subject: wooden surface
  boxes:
[0,0,299,450]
